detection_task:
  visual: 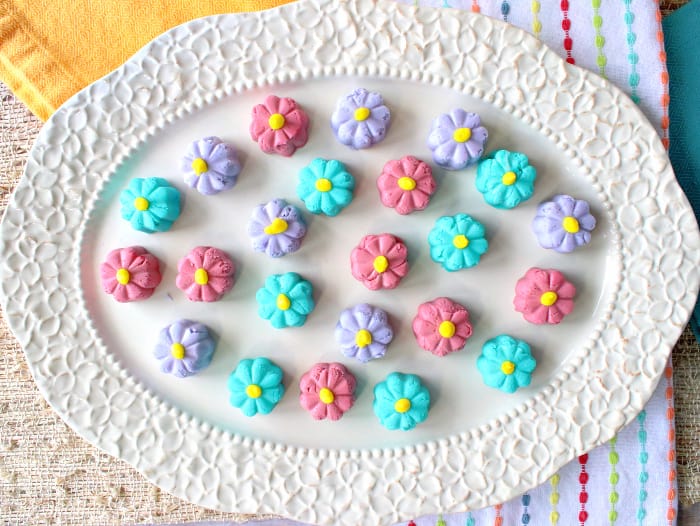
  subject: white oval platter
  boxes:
[1,0,699,524]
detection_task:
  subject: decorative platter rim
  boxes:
[1,0,699,523]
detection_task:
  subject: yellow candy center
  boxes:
[268,113,286,130]
[315,178,332,192]
[134,197,150,211]
[501,361,516,375]
[191,157,208,176]
[373,255,389,273]
[354,107,371,121]
[397,176,417,191]
[394,398,411,413]
[562,216,580,233]
[438,320,456,338]
[264,217,289,235]
[276,293,291,311]
[246,384,262,399]
[170,343,185,360]
[502,171,517,185]
[540,291,558,306]
[116,268,130,285]
[452,234,469,249]
[194,268,209,285]
[355,329,373,348]
[319,387,335,404]
[453,127,472,143]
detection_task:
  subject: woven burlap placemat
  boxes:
[1,6,698,518]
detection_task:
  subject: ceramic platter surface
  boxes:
[2,1,698,524]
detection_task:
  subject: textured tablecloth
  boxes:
[0,1,699,525]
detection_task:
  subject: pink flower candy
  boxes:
[176,246,235,302]
[299,362,356,421]
[100,246,162,302]
[350,233,409,290]
[412,297,473,356]
[514,267,576,324]
[377,156,436,215]
[249,95,310,157]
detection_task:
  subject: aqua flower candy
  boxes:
[119,177,181,233]
[297,158,355,216]
[428,214,488,271]
[228,357,285,416]
[476,334,537,394]
[475,149,537,209]
[373,372,430,431]
[256,272,315,328]
[427,110,488,170]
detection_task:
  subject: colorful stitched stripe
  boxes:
[609,436,619,524]
[622,0,640,103]
[501,0,510,22]
[653,0,670,148]
[665,366,677,525]
[521,493,531,525]
[494,503,503,526]
[531,0,542,38]
[591,0,607,77]
[579,454,589,525]
[467,512,476,526]
[637,409,648,525]
[436,514,446,526]
[560,0,575,64]
[550,473,560,525]
[472,0,480,13]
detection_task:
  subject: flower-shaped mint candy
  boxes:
[154,319,216,378]
[100,246,162,302]
[297,158,355,216]
[299,363,356,421]
[176,246,235,302]
[532,194,596,253]
[514,267,576,325]
[119,177,181,233]
[335,304,394,362]
[331,88,391,149]
[181,136,241,195]
[475,149,536,209]
[377,156,436,215]
[247,199,307,258]
[373,372,430,431]
[250,95,309,157]
[412,297,473,357]
[256,272,315,328]
[477,335,537,393]
[228,357,285,416]
[428,214,488,271]
[427,110,488,170]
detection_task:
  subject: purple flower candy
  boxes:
[153,319,216,378]
[181,136,241,195]
[330,88,391,149]
[532,194,597,253]
[427,110,488,170]
[247,199,307,258]
[335,304,394,363]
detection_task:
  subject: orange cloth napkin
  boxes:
[0,0,293,121]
